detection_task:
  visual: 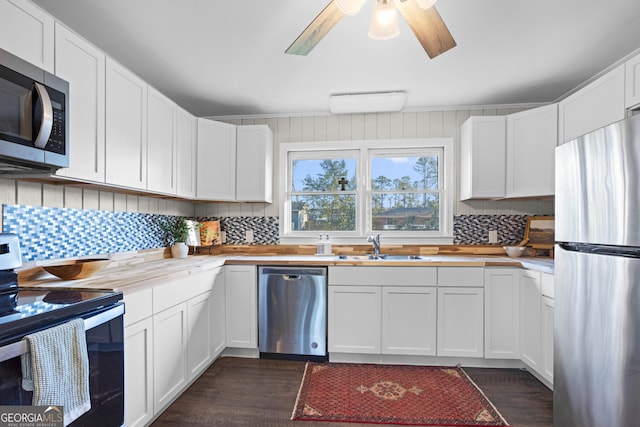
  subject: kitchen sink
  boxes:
[336,254,427,261]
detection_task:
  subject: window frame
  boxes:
[279,138,454,245]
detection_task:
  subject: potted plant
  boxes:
[161,217,191,258]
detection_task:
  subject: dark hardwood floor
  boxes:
[151,357,552,427]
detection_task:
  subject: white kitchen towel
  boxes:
[21,318,91,426]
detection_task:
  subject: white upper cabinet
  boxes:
[0,0,54,71]
[196,120,274,202]
[54,23,105,182]
[196,119,237,200]
[625,53,640,110]
[105,58,148,189]
[236,125,273,203]
[506,104,557,198]
[459,116,506,200]
[147,87,176,195]
[558,64,626,144]
[176,107,196,199]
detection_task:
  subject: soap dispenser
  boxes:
[316,234,325,255]
[324,234,332,255]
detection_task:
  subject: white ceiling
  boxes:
[32,0,640,118]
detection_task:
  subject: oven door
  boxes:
[0,303,124,427]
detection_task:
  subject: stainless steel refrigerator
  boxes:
[555,114,640,426]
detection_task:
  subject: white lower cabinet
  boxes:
[328,285,381,354]
[124,316,153,427]
[124,267,226,425]
[225,265,257,348]
[153,301,188,413]
[520,270,542,371]
[484,268,521,359]
[328,266,437,356]
[187,291,213,381]
[381,286,436,356]
[436,287,484,358]
[541,296,555,384]
[210,267,226,358]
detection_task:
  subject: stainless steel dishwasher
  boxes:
[258,266,327,360]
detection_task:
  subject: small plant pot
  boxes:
[171,242,189,259]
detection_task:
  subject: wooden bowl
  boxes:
[42,258,111,280]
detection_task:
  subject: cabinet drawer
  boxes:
[437,267,484,287]
[124,289,152,326]
[329,266,437,286]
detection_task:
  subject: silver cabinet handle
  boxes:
[33,82,53,149]
[0,303,124,363]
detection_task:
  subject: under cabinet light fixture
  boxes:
[328,92,406,114]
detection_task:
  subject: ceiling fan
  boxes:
[285,0,456,59]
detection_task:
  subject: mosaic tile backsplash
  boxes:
[198,216,280,245]
[2,204,175,261]
[453,214,528,245]
[2,203,530,261]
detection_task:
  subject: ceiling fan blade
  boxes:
[285,1,345,56]
[395,0,456,59]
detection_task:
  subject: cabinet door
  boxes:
[437,287,484,358]
[196,119,237,200]
[124,317,153,427]
[187,292,212,381]
[146,87,176,195]
[153,302,188,413]
[105,58,148,189]
[210,268,226,358]
[176,107,196,198]
[559,65,625,143]
[236,125,273,202]
[520,270,542,370]
[53,24,106,182]
[541,296,554,386]
[329,285,381,354]
[506,104,557,198]
[0,0,54,71]
[381,286,436,356]
[484,268,520,359]
[459,116,506,200]
[224,265,257,348]
[625,53,640,109]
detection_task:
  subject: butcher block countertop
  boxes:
[17,248,554,295]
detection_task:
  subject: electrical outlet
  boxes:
[245,230,254,243]
[488,230,498,244]
[220,230,227,244]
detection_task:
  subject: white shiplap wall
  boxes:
[195,108,555,219]
[0,179,195,216]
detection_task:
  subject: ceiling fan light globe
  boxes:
[368,0,400,40]
[335,0,367,15]
[415,0,438,9]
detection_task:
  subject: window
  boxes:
[290,152,358,232]
[370,150,442,232]
[280,139,453,244]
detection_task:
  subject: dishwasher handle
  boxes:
[259,266,327,276]
[283,274,301,281]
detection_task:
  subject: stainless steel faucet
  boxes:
[367,234,381,258]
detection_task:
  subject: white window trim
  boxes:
[278,138,454,245]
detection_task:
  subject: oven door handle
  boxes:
[0,303,124,363]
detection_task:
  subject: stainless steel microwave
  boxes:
[0,48,68,174]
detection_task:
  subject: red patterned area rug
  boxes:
[291,362,509,426]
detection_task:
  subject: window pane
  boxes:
[291,194,356,231]
[371,156,439,190]
[371,193,439,231]
[292,158,357,192]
